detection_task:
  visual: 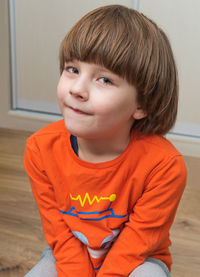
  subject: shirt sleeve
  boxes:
[24,138,95,277]
[97,154,187,277]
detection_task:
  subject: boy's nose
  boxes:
[69,79,89,101]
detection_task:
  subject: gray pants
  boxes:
[25,246,171,277]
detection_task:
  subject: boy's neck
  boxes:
[76,132,132,163]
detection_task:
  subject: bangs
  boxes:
[59,6,143,84]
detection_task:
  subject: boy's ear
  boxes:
[132,107,147,120]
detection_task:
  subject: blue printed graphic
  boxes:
[59,202,128,221]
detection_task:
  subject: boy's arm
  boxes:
[97,155,187,277]
[24,139,95,277]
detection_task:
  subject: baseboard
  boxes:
[166,133,200,157]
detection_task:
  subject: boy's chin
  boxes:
[64,123,94,139]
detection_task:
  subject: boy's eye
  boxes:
[99,77,112,85]
[66,66,79,74]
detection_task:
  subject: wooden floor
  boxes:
[0,128,199,277]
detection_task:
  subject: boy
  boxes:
[24,5,186,277]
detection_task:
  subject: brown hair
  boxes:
[59,5,178,135]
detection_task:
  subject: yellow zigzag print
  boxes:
[70,193,116,207]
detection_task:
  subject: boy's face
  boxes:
[57,60,146,140]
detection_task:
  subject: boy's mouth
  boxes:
[69,106,92,115]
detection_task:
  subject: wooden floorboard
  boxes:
[0,128,199,276]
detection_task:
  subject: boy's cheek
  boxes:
[57,83,67,101]
[57,75,68,94]
[56,83,62,98]
[91,98,116,115]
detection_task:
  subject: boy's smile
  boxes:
[57,60,146,142]
[68,106,92,115]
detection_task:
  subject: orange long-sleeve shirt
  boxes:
[24,119,186,277]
